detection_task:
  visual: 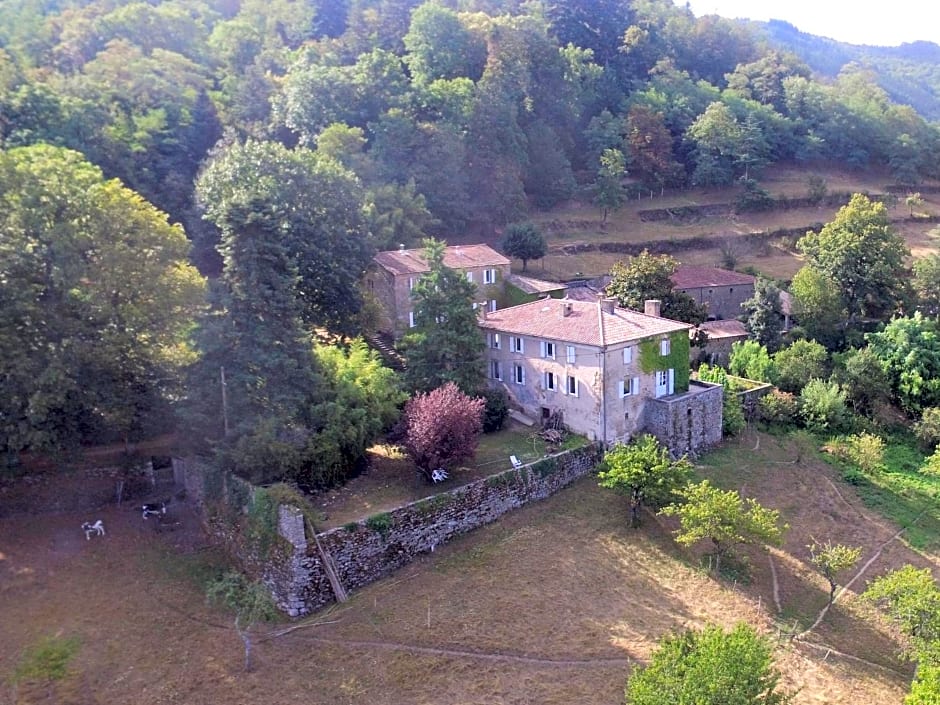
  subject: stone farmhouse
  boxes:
[478,297,723,454]
[367,244,511,338]
[670,265,756,320]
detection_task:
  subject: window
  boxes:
[466,271,474,283]
[511,336,524,353]
[657,370,668,387]
[622,346,634,364]
[491,360,502,381]
[408,311,416,328]
[620,377,640,397]
[660,338,671,356]
[367,278,374,291]
[566,375,578,396]
[408,277,417,291]
[540,341,556,359]
[566,345,576,364]
[544,371,557,391]
[513,364,525,385]
[489,299,497,312]
[484,268,496,284]
[490,333,501,349]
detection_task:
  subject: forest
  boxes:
[3,0,940,478]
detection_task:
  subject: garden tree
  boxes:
[735,112,771,180]
[913,253,940,318]
[480,387,509,433]
[831,346,891,417]
[501,222,547,272]
[0,144,205,458]
[864,565,940,663]
[729,340,777,383]
[923,449,940,478]
[625,623,793,705]
[364,180,437,252]
[773,339,828,394]
[867,314,940,414]
[685,101,742,186]
[808,540,862,609]
[403,2,486,85]
[402,382,484,481]
[206,570,277,671]
[606,250,707,325]
[196,139,371,335]
[799,379,850,434]
[907,192,925,217]
[798,194,912,329]
[597,435,693,528]
[661,480,786,574]
[789,266,846,350]
[624,105,683,189]
[593,147,627,223]
[741,278,785,352]
[914,408,940,450]
[398,239,485,394]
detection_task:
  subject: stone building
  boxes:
[478,297,723,454]
[670,266,756,320]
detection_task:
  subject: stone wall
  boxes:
[198,444,601,616]
[643,381,723,457]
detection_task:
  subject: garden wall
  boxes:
[182,445,602,616]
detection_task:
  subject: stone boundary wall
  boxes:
[180,445,601,616]
[730,378,775,420]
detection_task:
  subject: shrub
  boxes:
[403,382,484,480]
[799,379,849,433]
[724,392,747,437]
[823,433,885,473]
[921,448,940,477]
[758,390,799,427]
[729,340,776,383]
[914,407,940,450]
[774,340,828,394]
[480,387,510,433]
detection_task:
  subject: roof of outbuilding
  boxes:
[699,319,749,339]
[670,266,755,289]
[373,244,510,276]
[478,298,689,347]
[506,273,567,294]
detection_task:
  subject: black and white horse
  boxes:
[81,519,105,540]
[141,502,166,520]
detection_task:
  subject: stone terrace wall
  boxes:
[284,444,601,615]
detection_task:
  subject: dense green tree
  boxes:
[798,379,850,433]
[914,408,940,450]
[742,278,784,352]
[403,3,485,85]
[625,623,793,705]
[364,179,437,252]
[196,139,371,335]
[661,480,786,574]
[501,222,547,272]
[729,340,776,383]
[624,105,684,189]
[831,347,891,417]
[773,339,828,394]
[913,253,940,318]
[0,144,205,457]
[798,194,911,328]
[864,565,940,663]
[399,239,485,394]
[866,314,940,414]
[789,266,846,349]
[606,250,706,324]
[597,435,693,528]
[686,101,741,186]
[593,148,627,223]
[523,120,576,208]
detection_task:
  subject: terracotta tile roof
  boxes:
[700,319,748,339]
[478,298,689,347]
[671,266,755,289]
[374,244,510,276]
[506,273,567,294]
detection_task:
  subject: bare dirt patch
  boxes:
[1,431,924,704]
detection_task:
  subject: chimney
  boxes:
[561,300,573,317]
[399,243,405,252]
[478,303,488,320]
[601,297,616,314]
[644,299,662,317]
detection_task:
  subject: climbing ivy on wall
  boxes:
[638,332,690,392]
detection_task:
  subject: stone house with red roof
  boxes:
[670,266,755,320]
[367,244,512,338]
[478,297,723,454]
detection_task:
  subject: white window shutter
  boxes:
[631,377,640,395]
[619,380,625,397]
[668,368,675,394]
[540,341,547,357]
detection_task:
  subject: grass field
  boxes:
[2,429,933,704]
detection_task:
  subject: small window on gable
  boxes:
[623,346,634,364]
[491,360,502,381]
[513,364,525,385]
[484,268,496,284]
[566,345,576,364]
[490,333,500,349]
[541,341,556,359]
[512,336,524,353]
[566,375,578,396]
[660,338,671,356]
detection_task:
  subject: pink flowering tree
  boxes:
[403,382,485,481]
